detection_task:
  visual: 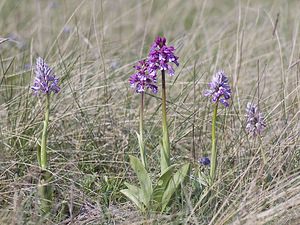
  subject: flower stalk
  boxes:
[122,37,190,213]
[38,171,53,214]
[161,70,170,172]
[139,92,147,169]
[147,36,179,173]
[41,94,50,170]
[204,70,231,183]
[32,57,60,215]
[210,103,218,181]
[39,94,52,214]
[129,59,158,169]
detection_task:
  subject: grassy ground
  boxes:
[0,0,300,224]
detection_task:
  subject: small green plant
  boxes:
[193,158,211,203]
[32,57,60,214]
[121,37,190,212]
[204,70,231,182]
[245,102,267,164]
[122,156,189,212]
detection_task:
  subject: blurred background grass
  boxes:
[0,0,299,224]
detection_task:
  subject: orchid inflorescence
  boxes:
[129,59,158,94]
[129,36,179,94]
[204,70,231,107]
[246,102,266,137]
[32,57,60,95]
[148,36,179,76]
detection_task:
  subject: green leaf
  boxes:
[135,132,144,154]
[135,132,146,168]
[129,155,152,208]
[198,171,211,187]
[124,182,140,193]
[37,144,41,167]
[120,185,145,211]
[161,163,190,212]
[152,165,176,210]
[160,139,169,174]
[153,165,176,203]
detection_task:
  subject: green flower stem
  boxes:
[41,95,50,170]
[210,103,218,182]
[39,94,52,215]
[161,70,170,172]
[139,92,147,169]
[38,171,53,214]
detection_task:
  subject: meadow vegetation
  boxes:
[0,0,299,224]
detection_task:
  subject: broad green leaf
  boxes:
[129,155,152,208]
[37,144,41,167]
[135,132,146,168]
[152,165,176,210]
[120,188,145,211]
[125,182,140,193]
[135,132,144,154]
[198,171,210,187]
[161,163,190,212]
[153,164,176,203]
[160,140,169,174]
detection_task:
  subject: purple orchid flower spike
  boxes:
[148,36,179,76]
[129,59,158,94]
[204,70,231,107]
[32,57,60,95]
[245,102,266,137]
